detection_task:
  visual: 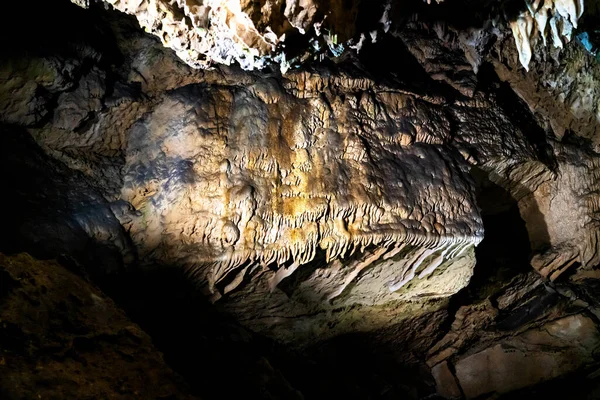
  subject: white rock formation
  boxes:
[510,0,584,70]
[86,0,287,70]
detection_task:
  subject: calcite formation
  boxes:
[74,0,586,74]
[510,0,584,70]
[75,0,329,70]
[74,0,402,71]
[119,79,483,302]
[99,0,282,70]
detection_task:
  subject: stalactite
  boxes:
[510,0,584,70]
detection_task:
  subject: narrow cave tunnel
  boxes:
[468,167,533,301]
[1,0,600,399]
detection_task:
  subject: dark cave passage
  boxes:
[467,166,535,301]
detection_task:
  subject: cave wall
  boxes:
[1,0,600,399]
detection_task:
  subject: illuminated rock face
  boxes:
[510,0,584,70]
[118,77,483,306]
[76,0,346,71]
[75,0,585,73]
[99,71,489,342]
[6,0,600,349]
[93,0,282,70]
[0,1,493,342]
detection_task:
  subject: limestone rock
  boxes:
[118,79,483,304]
[2,3,600,397]
[0,253,196,400]
[2,0,588,349]
[454,314,600,399]
[489,28,600,280]
[0,1,487,347]
[74,0,372,71]
[510,0,584,70]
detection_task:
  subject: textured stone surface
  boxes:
[74,0,375,71]
[432,361,462,399]
[425,266,600,398]
[510,0,584,70]
[3,1,600,398]
[454,314,600,399]
[73,0,586,73]
[0,0,523,345]
[486,20,600,280]
[0,253,196,400]
[118,73,484,305]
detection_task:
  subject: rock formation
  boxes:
[71,0,585,72]
[510,0,585,69]
[0,253,195,399]
[2,0,600,398]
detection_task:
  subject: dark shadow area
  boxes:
[442,166,551,332]
[354,33,464,102]
[277,248,328,298]
[477,63,558,172]
[97,257,444,400]
[302,332,437,400]
[494,283,559,330]
[0,0,123,67]
[386,0,529,30]
[465,166,536,300]
[0,124,128,281]
[0,268,19,301]
[101,263,299,399]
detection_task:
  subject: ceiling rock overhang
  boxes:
[71,0,584,72]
